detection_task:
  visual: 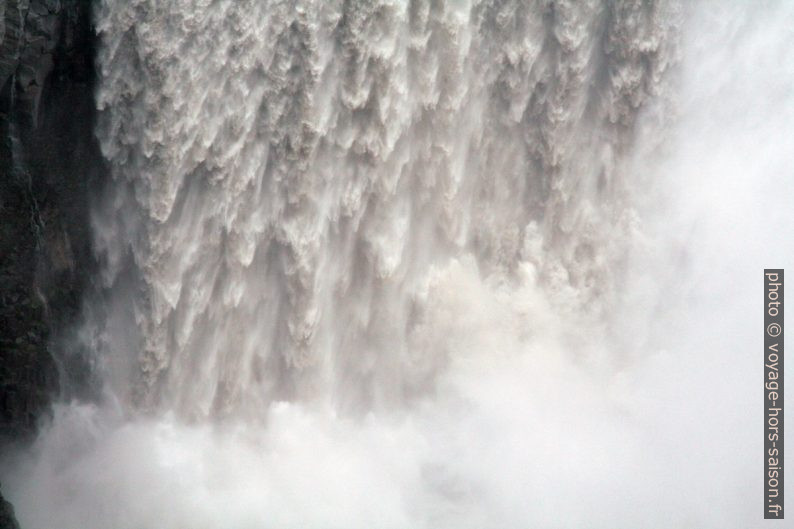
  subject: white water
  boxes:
[2,1,794,528]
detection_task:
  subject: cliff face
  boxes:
[0,0,100,445]
[1,2,101,523]
[0,489,19,529]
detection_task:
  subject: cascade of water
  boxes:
[8,2,791,528]
[90,0,676,419]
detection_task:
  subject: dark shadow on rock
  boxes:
[1,0,104,445]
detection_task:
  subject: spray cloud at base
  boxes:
[2,1,793,528]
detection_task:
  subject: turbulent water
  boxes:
[3,1,794,528]
[88,0,676,417]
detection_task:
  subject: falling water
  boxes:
[88,0,675,417]
[3,1,794,528]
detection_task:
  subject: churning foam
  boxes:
[2,1,794,528]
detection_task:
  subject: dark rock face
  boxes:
[1,0,100,439]
[1,1,102,523]
[0,486,20,529]
[1,1,101,520]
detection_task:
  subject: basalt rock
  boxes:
[0,483,19,529]
[0,0,102,441]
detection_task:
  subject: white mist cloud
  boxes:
[2,2,793,528]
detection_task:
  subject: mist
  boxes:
[2,1,793,528]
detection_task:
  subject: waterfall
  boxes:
[3,1,793,528]
[89,0,675,418]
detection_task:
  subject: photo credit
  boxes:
[765,269,784,520]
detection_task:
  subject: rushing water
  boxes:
[86,0,677,417]
[3,1,794,528]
